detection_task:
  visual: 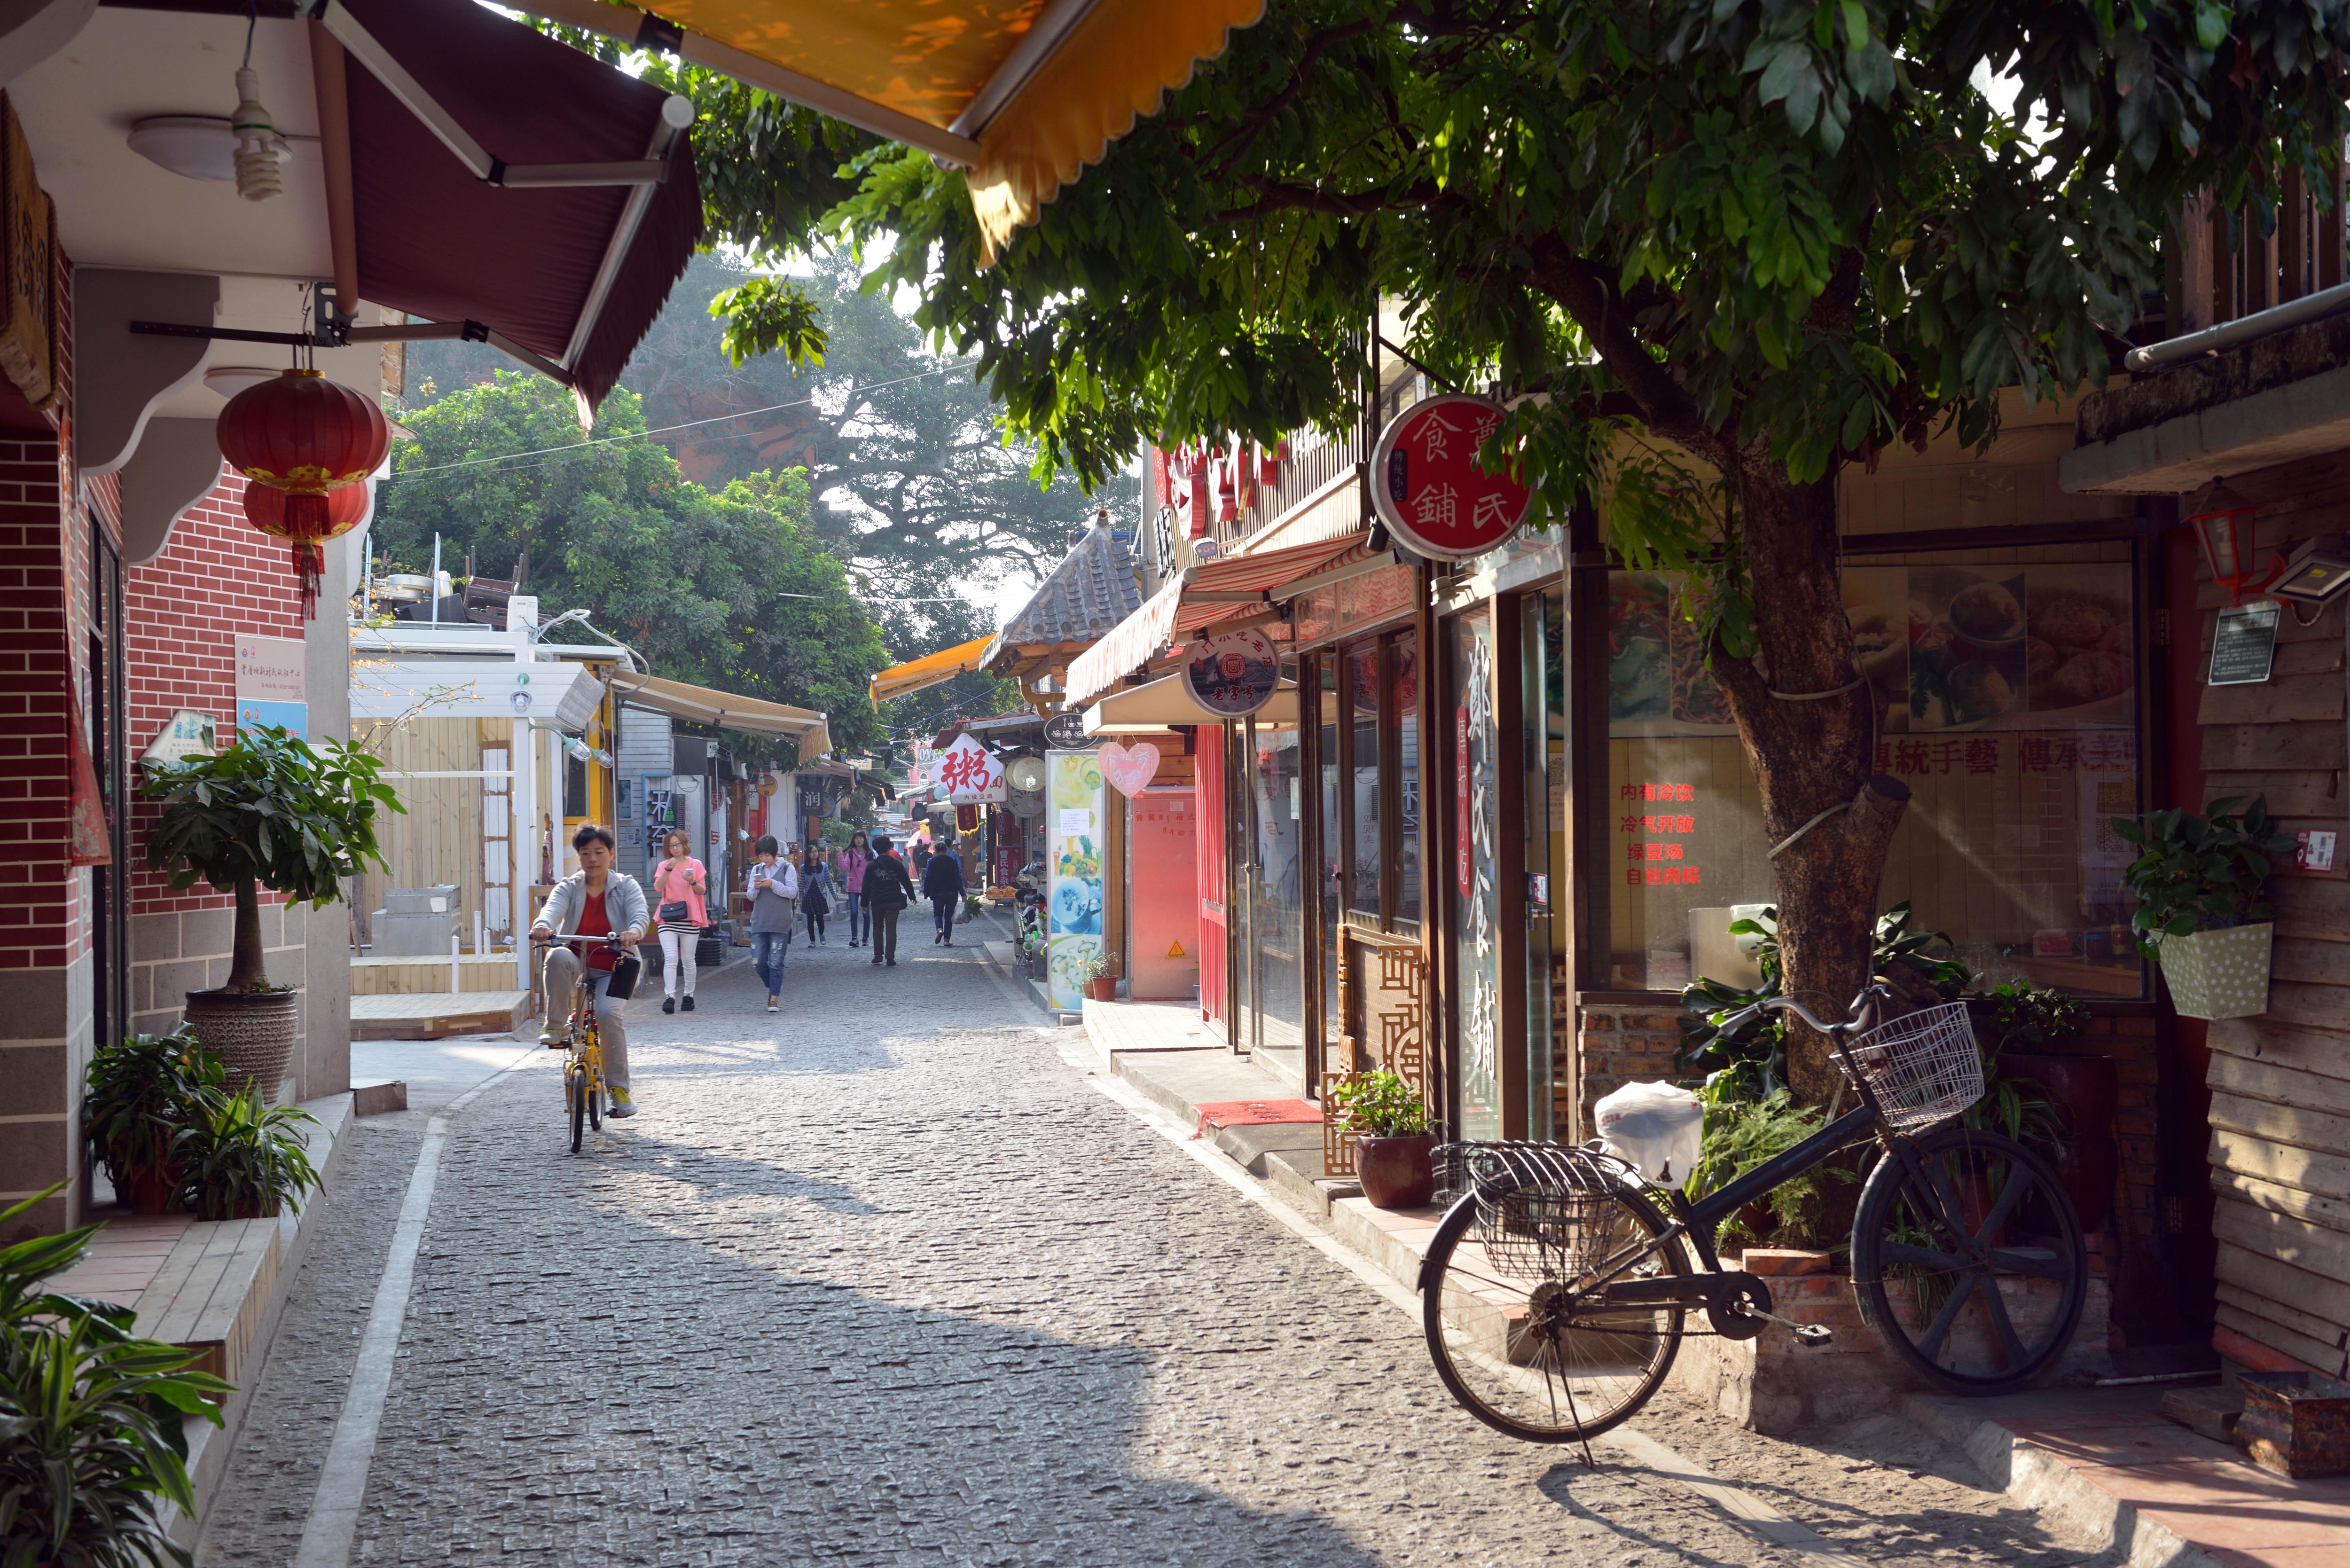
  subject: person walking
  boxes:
[911,835,933,883]
[747,835,798,1011]
[923,835,966,946]
[839,831,871,949]
[799,845,832,944]
[862,834,917,967]
[531,824,648,1116]
[650,827,709,1015]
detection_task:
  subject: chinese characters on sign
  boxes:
[1619,782,1700,888]
[937,733,1007,805]
[1179,624,1279,717]
[1369,393,1532,561]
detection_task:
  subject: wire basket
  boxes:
[1439,1142,1646,1281]
[1838,1002,1982,1129]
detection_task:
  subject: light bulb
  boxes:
[230,67,288,202]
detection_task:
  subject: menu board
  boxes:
[2208,601,2280,687]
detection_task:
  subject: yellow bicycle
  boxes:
[540,934,635,1153]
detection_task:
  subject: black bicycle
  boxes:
[1420,986,2087,1443]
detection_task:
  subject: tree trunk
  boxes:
[1711,456,1908,1105]
[226,872,269,993]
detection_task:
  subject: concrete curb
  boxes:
[1897,1393,2225,1568]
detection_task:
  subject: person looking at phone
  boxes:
[748,835,799,1011]
[531,824,648,1116]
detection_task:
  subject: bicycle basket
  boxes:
[1439,1142,1646,1282]
[1839,1001,1982,1129]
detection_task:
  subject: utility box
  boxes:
[371,885,459,957]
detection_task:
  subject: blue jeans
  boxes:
[752,931,790,997]
[842,890,865,943]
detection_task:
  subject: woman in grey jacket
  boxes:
[530,824,649,1116]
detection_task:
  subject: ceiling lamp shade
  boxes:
[219,369,390,618]
[2183,481,2280,606]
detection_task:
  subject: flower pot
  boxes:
[1087,976,1119,1001]
[182,988,301,1105]
[1354,1133,1438,1209]
[2002,1051,2119,1231]
[117,1165,183,1216]
[2154,923,2272,1020]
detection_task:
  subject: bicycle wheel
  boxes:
[566,1064,586,1154]
[1853,1124,2086,1395]
[1422,1175,1689,1442]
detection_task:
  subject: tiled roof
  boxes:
[993,522,1141,648]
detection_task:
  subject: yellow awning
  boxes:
[524,0,1265,263]
[871,635,994,704]
[609,674,831,757]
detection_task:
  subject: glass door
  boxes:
[1224,722,1254,1050]
[1247,712,1308,1082]
[1522,588,1565,1142]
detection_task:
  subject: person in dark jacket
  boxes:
[922,836,966,945]
[862,835,918,967]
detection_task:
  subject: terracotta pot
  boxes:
[1087,976,1118,1001]
[118,1166,182,1217]
[183,988,301,1105]
[1355,1133,1438,1208]
[2002,1051,2119,1232]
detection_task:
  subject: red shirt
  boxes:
[576,883,616,971]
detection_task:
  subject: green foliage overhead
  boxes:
[2112,794,2295,944]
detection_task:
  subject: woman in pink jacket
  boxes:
[650,828,709,1013]
[839,830,872,949]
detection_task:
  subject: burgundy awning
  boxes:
[331,0,702,409]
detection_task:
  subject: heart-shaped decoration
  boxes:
[1098,741,1161,797]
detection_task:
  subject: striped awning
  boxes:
[1064,531,1374,707]
[870,635,995,704]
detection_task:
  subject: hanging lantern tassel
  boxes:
[239,478,371,621]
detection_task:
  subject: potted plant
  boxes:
[1083,951,1120,1002]
[1684,1083,1855,1249]
[2112,795,2293,1020]
[142,725,400,1102]
[174,1084,319,1222]
[0,1187,231,1564]
[1982,978,2116,1231]
[81,1028,226,1216]
[1327,1068,1438,1208]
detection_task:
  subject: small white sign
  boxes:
[2298,829,2338,873]
[1058,807,1094,837]
[141,709,216,765]
[235,635,305,704]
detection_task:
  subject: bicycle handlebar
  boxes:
[1710,983,1895,1040]
[533,933,632,949]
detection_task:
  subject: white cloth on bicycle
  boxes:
[1594,1081,1703,1184]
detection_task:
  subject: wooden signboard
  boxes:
[0,96,54,409]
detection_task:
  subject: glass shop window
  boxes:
[1346,643,1382,920]
[1604,544,2146,997]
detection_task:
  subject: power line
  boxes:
[381,361,965,483]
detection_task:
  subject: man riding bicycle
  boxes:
[531,823,649,1117]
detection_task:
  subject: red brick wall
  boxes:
[0,433,74,972]
[125,471,300,917]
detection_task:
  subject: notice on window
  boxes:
[1059,807,1094,837]
[2209,601,2280,686]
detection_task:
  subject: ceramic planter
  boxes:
[2154,923,2272,1020]
[1087,976,1118,1001]
[1355,1133,1438,1208]
[183,988,301,1105]
[2002,1051,2119,1231]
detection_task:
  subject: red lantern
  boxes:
[2185,481,2282,606]
[216,368,389,619]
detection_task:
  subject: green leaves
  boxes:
[2111,794,2296,948]
[1325,1068,1433,1137]
[139,727,400,911]
[708,275,827,368]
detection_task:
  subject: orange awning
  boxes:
[871,634,994,704]
[523,0,1264,263]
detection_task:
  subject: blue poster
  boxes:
[236,700,307,740]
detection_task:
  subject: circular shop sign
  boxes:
[1042,711,1090,749]
[1369,392,1532,561]
[1181,624,1280,717]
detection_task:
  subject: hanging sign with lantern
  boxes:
[1005,753,1048,818]
[1370,393,1532,561]
[216,367,390,619]
[937,732,1006,804]
[1181,624,1279,717]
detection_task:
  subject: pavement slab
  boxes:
[197,924,2127,1567]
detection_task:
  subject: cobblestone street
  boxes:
[196,927,2115,1567]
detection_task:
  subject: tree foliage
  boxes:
[653,0,2349,1097]
[370,373,890,757]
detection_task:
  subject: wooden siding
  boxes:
[2189,450,2350,1378]
[350,715,496,954]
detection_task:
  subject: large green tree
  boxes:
[643,0,2350,1099]
[371,373,889,756]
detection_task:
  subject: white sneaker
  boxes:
[767,999,779,1013]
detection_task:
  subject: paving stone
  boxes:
[198,923,2115,1566]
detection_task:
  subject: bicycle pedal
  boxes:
[1792,1324,1833,1348]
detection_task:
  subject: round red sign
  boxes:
[1369,393,1532,561]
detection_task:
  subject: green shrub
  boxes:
[82,1030,225,1210]
[174,1087,318,1223]
[2112,795,2294,949]
[1326,1069,1432,1138]
[1683,1085,1855,1251]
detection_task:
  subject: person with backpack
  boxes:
[862,834,917,967]
[922,834,966,946]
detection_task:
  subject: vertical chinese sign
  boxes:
[1451,612,1500,1140]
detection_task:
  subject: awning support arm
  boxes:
[308,0,675,188]
[131,317,576,388]
[558,95,695,371]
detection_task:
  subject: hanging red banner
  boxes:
[1371,393,1533,561]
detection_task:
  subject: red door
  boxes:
[1195,722,1228,1025]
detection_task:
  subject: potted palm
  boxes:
[81,1028,225,1215]
[1327,1068,1438,1208]
[141,725,400,1103]
[2112,795,2293,1021]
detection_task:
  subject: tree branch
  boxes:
[1523,235,1710,452]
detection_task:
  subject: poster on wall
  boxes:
[1608,564,2137,738]
[1046,749,1105,1011]
[235,633,307,739]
